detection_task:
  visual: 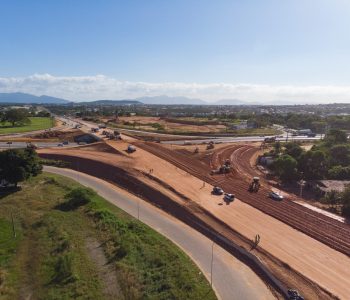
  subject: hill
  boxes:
[81,99,142,105]
[0,92,70,104]
[137,95,207,105]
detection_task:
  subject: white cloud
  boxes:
[1,73,350,103]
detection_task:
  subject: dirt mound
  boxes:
[31,129,82,141]
[75,142,123,155]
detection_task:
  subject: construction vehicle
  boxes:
[206,141,215,150]
[127,145,136,153]
[26,142,38,150]
[287,289,304,300]
[264,136,276,143]
[194,147,199,154]
[224,159,231,167]
[249,177,260,192]
[210,164,231,175]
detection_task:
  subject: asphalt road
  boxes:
[0,141,78,149]
[44,166,274,300]
[161,135,321,145]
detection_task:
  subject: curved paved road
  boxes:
[44,166,274,300]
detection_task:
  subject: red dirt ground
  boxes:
[135,142,350,257]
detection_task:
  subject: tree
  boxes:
[323,190,341,211]
[298,150,328,180]
[1,109,30,127]
[284,142,304,159]
[340,185,350,217]
[0,148,42,187]
[328,165,350,180]
[324,129,348,145]
[329,144,350,166]
[273,141,282,155]
[273,154,299,183]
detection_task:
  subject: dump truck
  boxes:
[249,177,260,192]
[127,145,136,153]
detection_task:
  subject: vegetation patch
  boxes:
[0,173,216,299]
[0,117,54,134]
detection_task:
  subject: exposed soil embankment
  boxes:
[39,152,337,300]
[136,142,350,258]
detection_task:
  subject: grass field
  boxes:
[0,174,216,300]
[109,116,281,136]
[0,117,54,134]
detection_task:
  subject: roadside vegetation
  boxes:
[0,117,54,134]
[0,107,53,134]
[263,129,350,216]
[0,173,216,299]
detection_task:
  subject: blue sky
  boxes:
[1,0,350,102]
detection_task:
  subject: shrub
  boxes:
[58,187,96,211]
[53,254,76,283]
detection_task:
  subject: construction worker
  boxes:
[255,234,261,246]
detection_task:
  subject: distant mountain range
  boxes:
[80,99,142,105]
[0,92,71,104]
[0,92,260,105]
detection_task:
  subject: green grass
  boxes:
[0,174,216,300]
[0,117,54,134]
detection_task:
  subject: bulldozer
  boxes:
[206,141,215,150]
[210,164,231,175]
[249,177,260,192]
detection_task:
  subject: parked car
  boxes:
[224,193,235,202]
[212,186,224,195]
[269,191,284,200]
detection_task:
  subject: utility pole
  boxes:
[11,212,16,238]
[210,240,215,287]
[299,179,306,198]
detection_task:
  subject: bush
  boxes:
[58,187,96,211]
[40,159,71,168]
[328,165,350,180]
[53,254,76,283]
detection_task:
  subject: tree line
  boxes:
[269,129,350,216]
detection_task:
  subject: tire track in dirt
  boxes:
[136,142,350,257]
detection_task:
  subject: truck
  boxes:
[249,177,260,192]
[264,136,276,143]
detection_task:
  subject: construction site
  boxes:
[29,118,349,300]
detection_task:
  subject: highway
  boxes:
[0,141,78,149]
[44,166,274,300]
[161,135,321,145]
